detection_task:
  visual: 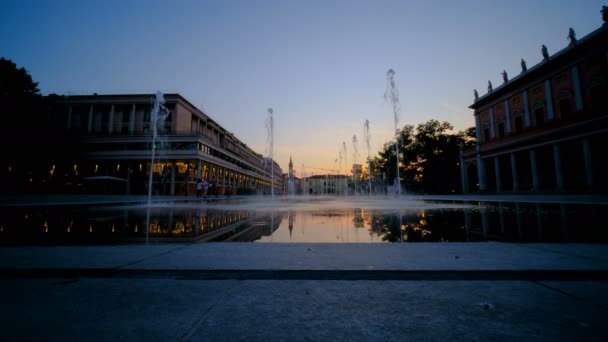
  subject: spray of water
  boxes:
[363,119,372,195]
[352,135,358,195]
[384,69,402,196]
[265,108,274,198]
[146,91,171,242]
[342,141,348,195]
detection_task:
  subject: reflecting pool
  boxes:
[0,197,606,245]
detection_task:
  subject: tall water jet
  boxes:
[363,119,372,196]
[342,141,348,195]
[265,108,274,198]
[146,91,171,242]
[352,135,358,195]
[384,68,402,196]
[338,151,343,195]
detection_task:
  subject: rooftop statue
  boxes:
[501,70,508,84]
[568,28,577,46]
[487,80,493,93]
[541,44,549,61]
[602,5,608,24]
[474,89,479,101]
[520,59,527,73]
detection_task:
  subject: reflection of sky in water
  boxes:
[257,209,384,243]
[1,199,607,244]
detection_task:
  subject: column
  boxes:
[530,149,540,191]
[197,160,202,181]
[476,151,486,192]
[504,100,512,134]
[170,162,176,196]
[489,107,495,139]
[544,80,554,121]
[510,153,519,191]
[553,144,564,191]
[475,113,481,142]
[523,90,531,128]
[108,105,115,134]
[583,138,594,187]
[494,157,502,192]
[572,65,583,111]
[222,168,227,195]
[88,104,94,133]
[129,104,136,134]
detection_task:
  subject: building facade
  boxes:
[305,174,348,195]
[462,14,608,194]
[21,93,283,195]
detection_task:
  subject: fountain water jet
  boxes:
[146,91,171,242]
[352,135,358,195]
[385,69,402,197]
[265,108,274,198]
[364,119,372,196]
[341,141,348,195]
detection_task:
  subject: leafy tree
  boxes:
[0,57,77,192]
[372,118,475,194]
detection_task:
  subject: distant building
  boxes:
[462,11,608,193]
[5,93,282,195]
[304,174,348,195]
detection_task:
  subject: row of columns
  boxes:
[67,104,154,134]
[194,160,273,195]
[475,65,584,139]
[465,137,594,193]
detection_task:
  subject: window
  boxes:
[514,115,523,132]
[497,122,505,138]
[559,98,572,119]
[483,127,490,142]
[534,106,545,127]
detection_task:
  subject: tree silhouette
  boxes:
[0,57,77,193]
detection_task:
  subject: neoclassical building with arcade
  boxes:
[461,10,608,194]
[14,93,282,195]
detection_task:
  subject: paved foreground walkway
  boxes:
[1,242,608,341]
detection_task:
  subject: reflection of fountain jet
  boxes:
[146,92,171,243]
[353,208,364,228]
[288,211,294,238]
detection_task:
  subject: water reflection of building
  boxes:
[462,10,608,193]
[0,206,266,243]
[353,208,364,228]
[462,202,608,242]
[7,93,282,195]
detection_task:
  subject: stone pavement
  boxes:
[1,242,608,341]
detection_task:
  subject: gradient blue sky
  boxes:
[1,0,605,175]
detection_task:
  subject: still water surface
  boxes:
[0,198,606,245]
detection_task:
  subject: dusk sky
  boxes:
[1,0,605,175]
